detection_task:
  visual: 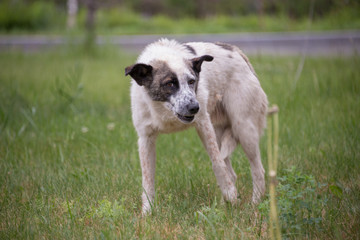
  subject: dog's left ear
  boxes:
[125,63,153,86]
[191,55,214,73]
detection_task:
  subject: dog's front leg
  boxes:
[196,117,238,204]
[138,134,157,214]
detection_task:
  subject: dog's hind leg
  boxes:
[232,121,265,204]
[223,78,267,204]
[216,128,238,184]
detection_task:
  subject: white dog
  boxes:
[125,39,268,214]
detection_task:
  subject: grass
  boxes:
[0,47,359,239]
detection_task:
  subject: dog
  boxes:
[125,39,268,214]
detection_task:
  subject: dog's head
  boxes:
[125,55,213,123]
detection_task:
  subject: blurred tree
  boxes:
[84,0,97,51]
[194,0,210,18]
[264,0,337,19]
[67,0,78,29]
[164,0,195,17]
[255,0,264,29]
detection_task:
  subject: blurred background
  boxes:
[0,0,359,54]
[0,0,359,33]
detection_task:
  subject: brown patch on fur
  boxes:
[215,93,223,101]
[215,42,234,51]
[146,60,179,102]
[215,42,257,77]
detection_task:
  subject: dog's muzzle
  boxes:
[176,102,199,123]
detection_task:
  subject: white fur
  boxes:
[129,39,268,214]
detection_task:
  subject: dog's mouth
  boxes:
[176,113,195,123]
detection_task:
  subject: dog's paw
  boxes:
[141,204,152,216]
[222,184,239,205]
[251,188,265,205]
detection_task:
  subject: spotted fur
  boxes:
[125,38,268,214]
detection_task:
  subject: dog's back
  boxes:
[127,39,268,213]
[185,41,268,135]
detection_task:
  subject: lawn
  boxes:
[0,47,359,239]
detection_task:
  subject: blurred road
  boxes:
[1,30,359,55]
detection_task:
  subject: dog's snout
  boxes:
[187,102,200,114]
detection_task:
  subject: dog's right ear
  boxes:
[191,55,214,74]
[125,63,153,86]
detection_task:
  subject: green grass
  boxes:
[0,48,359,239]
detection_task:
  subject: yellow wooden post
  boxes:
[267,105,281,240]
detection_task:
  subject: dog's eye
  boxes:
[188,79,196,85]
[166,82,175,88]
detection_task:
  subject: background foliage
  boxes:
[0,0,359,33]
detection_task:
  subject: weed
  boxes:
[259,167,329,239]
[53,64,83,112]
[194,198,226,239]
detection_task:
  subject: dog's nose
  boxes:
[187,102,200,114]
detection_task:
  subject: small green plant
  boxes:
[259,167,329,239]
[277,167,328,238]
[194,198,226,238]
[53,64,83,112]
[93,199,128,219]
[61,198,131,223]
[195,198,226,224]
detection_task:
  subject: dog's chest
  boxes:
[153,113,192,133]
